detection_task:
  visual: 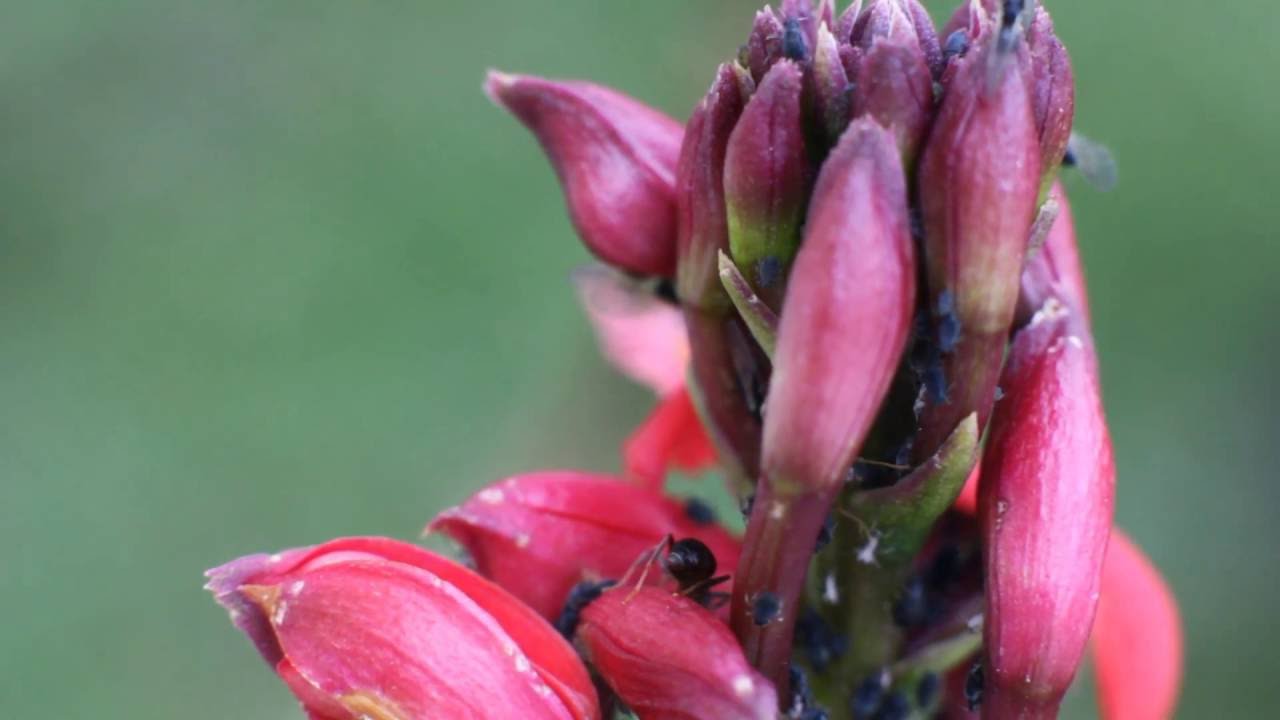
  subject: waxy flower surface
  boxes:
[208,2,1183,718]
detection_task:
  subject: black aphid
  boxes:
[850,674,885,719]
[555,579,616,638]
[965,661,984,711]
[943,29,970,60]
[740,493,757,518]
[751,591,782,626]
[796,609,848,673]
[936,290,961,353]
[683,496,717,526]
[653,277,679,305]
[892,576,929,628]
[875,692,910,720]
[916,672,941,709]
[814,514,835,553]
[757,255,783,288]
[782,17,808,62]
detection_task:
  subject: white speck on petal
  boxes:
[288,580,305,596]
[515,534,531,548]
[268,554,282,563]
[479,488,504,504]
[732,674,755,698]
[769,502,786,521]
[272,601,288,626]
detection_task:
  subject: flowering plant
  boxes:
[207,2,1182,718]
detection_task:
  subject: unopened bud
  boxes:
[981,314,1114,718]
[487,71,683,276]
[725,60,811,303]
[763,118,915,493]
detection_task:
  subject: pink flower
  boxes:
[206,537,599,720]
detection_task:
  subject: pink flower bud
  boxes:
[980,316,1115,719]
[205,537,599,720]
[745,8,785,84]
[577,585,777,720]
[428,472,740,619]
[724,60,810,301]
[1026,5,1075,196]
[676,64,748,308]
[1092,530,1183,720]
[913,26,1042,459]
[763,117,915,492]
[1017,182,1092,327]
[847,0,938,159]
[487,72,683,276]
[812,22,852,142]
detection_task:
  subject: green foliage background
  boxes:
[1,1,1274,717]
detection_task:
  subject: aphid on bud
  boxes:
[935,290,961,353]
[750,591,782,626]
[849,673,886,718]
[892,576,929,628]
[788,665,814,717]
[796,608,848,673]
[916,672,940,708]
[876,691,910,720]
[943,30,970,61]
[756,255,783,288]
[555,579,617,638]
[740,493,757,518]
[965,661,984,711]
[652,277,679,305]
[814,514,835,553]
[783,17,808,61]
[683,496,717,525]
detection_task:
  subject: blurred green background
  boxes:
[1,1,1274,717]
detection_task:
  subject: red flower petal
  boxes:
[623,386,718,490]
[1092,530,1183,720]
[428,472,739,620]
[207,537,598,720]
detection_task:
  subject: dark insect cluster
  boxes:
[555,579,617,638]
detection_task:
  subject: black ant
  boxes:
[664,537,731,608]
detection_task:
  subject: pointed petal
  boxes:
[623,386,718,489]
[1093,531,1183,720]
[428,473,740,620]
